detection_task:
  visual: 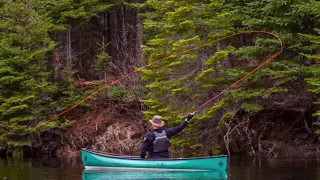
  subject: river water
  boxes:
[0,156,319,180]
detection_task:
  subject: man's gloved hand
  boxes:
[186,112,196,122]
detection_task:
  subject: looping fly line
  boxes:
[39,30,283,127]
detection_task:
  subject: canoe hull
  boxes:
[82,170,228,180]
[81,149,228,171]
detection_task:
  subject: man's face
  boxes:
[152,125,160,129]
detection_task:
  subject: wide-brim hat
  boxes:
[149,115,165,127]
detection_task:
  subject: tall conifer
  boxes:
[0,1,57,149]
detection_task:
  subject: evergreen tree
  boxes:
[0,0,128,154]
[0,0,57,149]
[34,0,115,109]
[35,0,115,28]
[140,0,236,156]
[300,1,320,134]
[140,0,320,156]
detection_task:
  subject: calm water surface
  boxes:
[0,156,319,180]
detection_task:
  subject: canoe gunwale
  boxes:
[82,148,228,161]
[84,166,213,171]
[82,148,139,158]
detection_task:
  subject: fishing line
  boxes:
[38,30,283,127]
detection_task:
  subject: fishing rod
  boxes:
[38,30,283,127]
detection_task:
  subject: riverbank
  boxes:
[55,101,320,158]
[0,100,318,158]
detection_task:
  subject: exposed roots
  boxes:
[55,101,147,157]
[222,110,320,157]
[91,121,143,155]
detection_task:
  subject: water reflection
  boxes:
[0,156,319,180]
[82,170,228,180]
[229,156,320,180]
[0,158,83,180]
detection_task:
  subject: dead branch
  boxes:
[243,117,255,156]
[224,117,249,156]
[301,111,312,134]
[267,144,276,156]
[258,134,262,156]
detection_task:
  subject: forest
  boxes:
[0,0,319,158]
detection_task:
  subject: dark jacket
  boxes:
[140,120,188,158]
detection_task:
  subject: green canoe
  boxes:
[82,170,228,180]
[81,149,228,171]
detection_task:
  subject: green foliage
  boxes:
[0,0,58,149]
[299,1,320,134]
[205,46,236,66]
[216,111,234,131]
[314,121,320,134]
[0,0,319,156]
[107,86,127,100]
[93,37,110,78]
[139,0,238,155]
[35,0,115,28]
[0,0,108,152]
[60,120,76,129]
[194,68,214,83]
[12,149,24,158]
[94,52,110,75]
[140,0,320,155]
[196,97,231,121]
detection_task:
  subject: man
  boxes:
[140,112,195,158]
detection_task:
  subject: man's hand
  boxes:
[186,111,196,122]
[141,152,149,159]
